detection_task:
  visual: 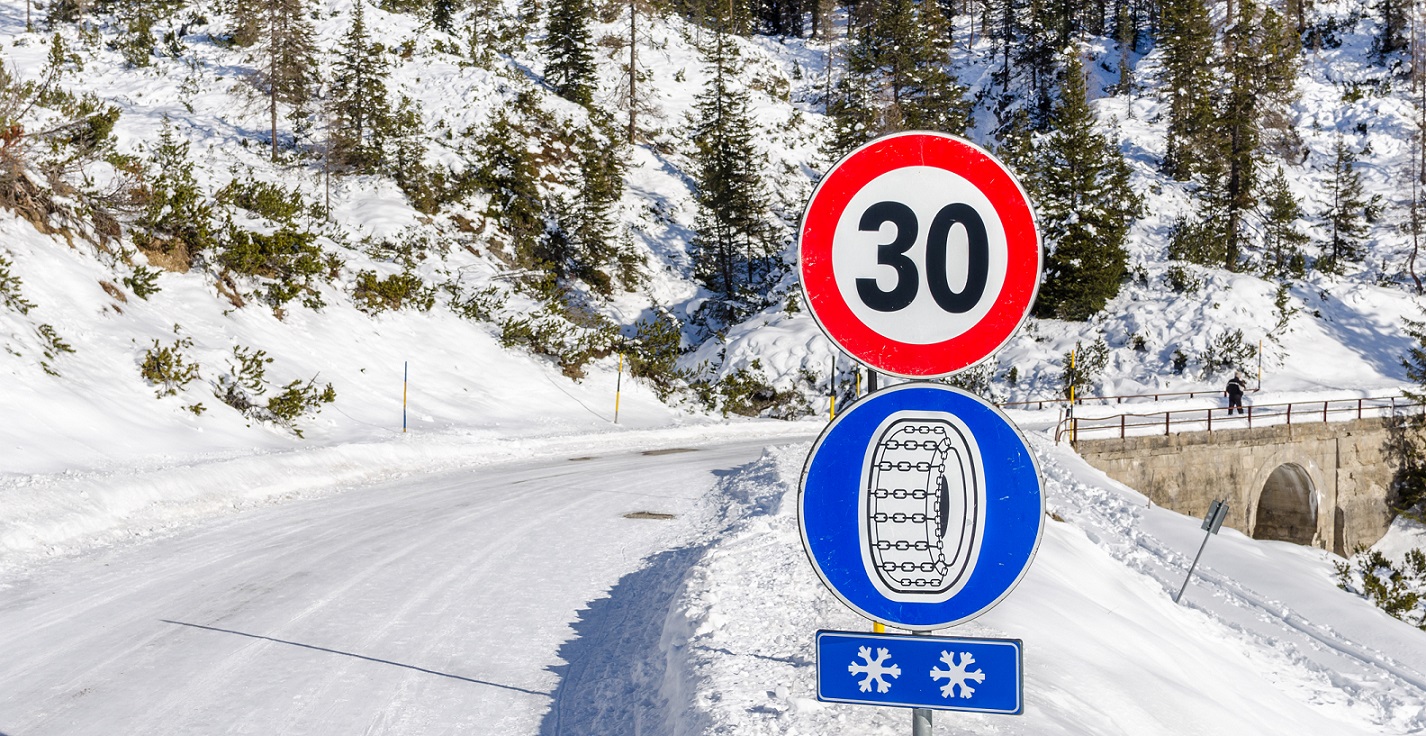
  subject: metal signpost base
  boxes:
[913,630,932,736]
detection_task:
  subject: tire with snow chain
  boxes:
[860,412,985,604]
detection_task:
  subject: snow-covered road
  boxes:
[0,438,785,736]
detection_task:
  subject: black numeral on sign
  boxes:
[855,201,989,314]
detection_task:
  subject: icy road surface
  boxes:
[0,438,787,736]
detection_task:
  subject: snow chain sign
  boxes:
[796,131,1044,722]
[798,130,1041,378]
[799,383,1043,629]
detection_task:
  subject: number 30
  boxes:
[855,201,989,314]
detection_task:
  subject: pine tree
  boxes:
[1379,0,1409,59]
[330,2,395,172]
[252,0,319,162]
[1158,0,1216,179]
[138,120,214,263]
[1260,166,1309,278]
[467,0,502,63]
[433,0,459,31]
[1030,54,1140,321]
[1212,0,1298,270]
[230,0,262,46]
[900,0,970,134]
[1323,135,1371,270]
[823,72,878,160]
[476,111,545,265]
[559,118,631,293]
[836,0,969,141]
[47,0,86,25]
[543,0,596,104]
[690,25,773,305]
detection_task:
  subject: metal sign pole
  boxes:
[913,628,933,735]
[1174,500,1228,603]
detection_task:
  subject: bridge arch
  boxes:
[1249,463,1320,546]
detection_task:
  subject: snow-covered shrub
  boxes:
[1061,339,1109,399]
[216,177,305,223]
[220,225,336,309]
[498,300,618,379]
[0,253,34,314]
[627,312,688,401]
[352,270,437,313]
[715,359,806,418]
[265,378,336,438]
[140,336,198,398]
[123,264,160,299]
[212,344,333,437]
[1334,548,1426,630]
[37,324,74,376]
[214,345,271,416]
[1200,329,1257,378]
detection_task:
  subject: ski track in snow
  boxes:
[655,439,1426,735]
[1038,441,1426,731]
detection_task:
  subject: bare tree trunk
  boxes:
[270,6,279,162]
[628,0,637,144]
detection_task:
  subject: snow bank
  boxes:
[661,437,1426,734]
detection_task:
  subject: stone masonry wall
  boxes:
[1073,419,1397,555]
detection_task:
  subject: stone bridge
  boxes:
[1073,417,1407,555]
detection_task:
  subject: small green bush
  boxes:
[215,345,271,414]
[266,377,336,438]
[141,336,199,397]
[124,264,161,299]
[217,177,305,223]
[38,324,75,376]
[0,254,35,314]
[716,359,806,418]
[211,344,334,437]
[219,225,336,309]
[353,270,437,313]
[1061,339,1109,400]
[1201,329,1257,378]
[1165,264,1202,294]
[1335,548,1426,630]
[627,313,687,400]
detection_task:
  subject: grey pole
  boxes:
[1174,500,1228,603]
[912,629,932,735]
[1172,530,1212,604]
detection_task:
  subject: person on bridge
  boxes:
[1225,373,1246,414]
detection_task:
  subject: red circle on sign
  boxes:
[799,131,1041,378]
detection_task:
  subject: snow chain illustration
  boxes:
[859,412,986,603]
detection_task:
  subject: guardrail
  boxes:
[1055,395,1421,444]
[1001,388,1230,411]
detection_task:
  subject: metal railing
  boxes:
[1055,395,1421,444]
[1001,388,1228,411]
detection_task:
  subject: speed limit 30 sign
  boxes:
[799,131,1041,378]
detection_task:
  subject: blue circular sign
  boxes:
[799,383,1043,630]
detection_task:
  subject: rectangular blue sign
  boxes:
[816,630,1023,714]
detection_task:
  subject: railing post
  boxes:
[1358,399,1363,420]
[1247,405,1252,428]
[1165,411,1170,435]
[1121,413,1126,439]
[1287,403,1292,425]
[1207,407,1212,432]
[1323,401,1328,423]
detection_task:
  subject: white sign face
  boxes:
[831,167,1011,346]
[798,131,1041,378]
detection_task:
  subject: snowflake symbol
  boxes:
[930,651,986,699]
[848,646,901,693]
